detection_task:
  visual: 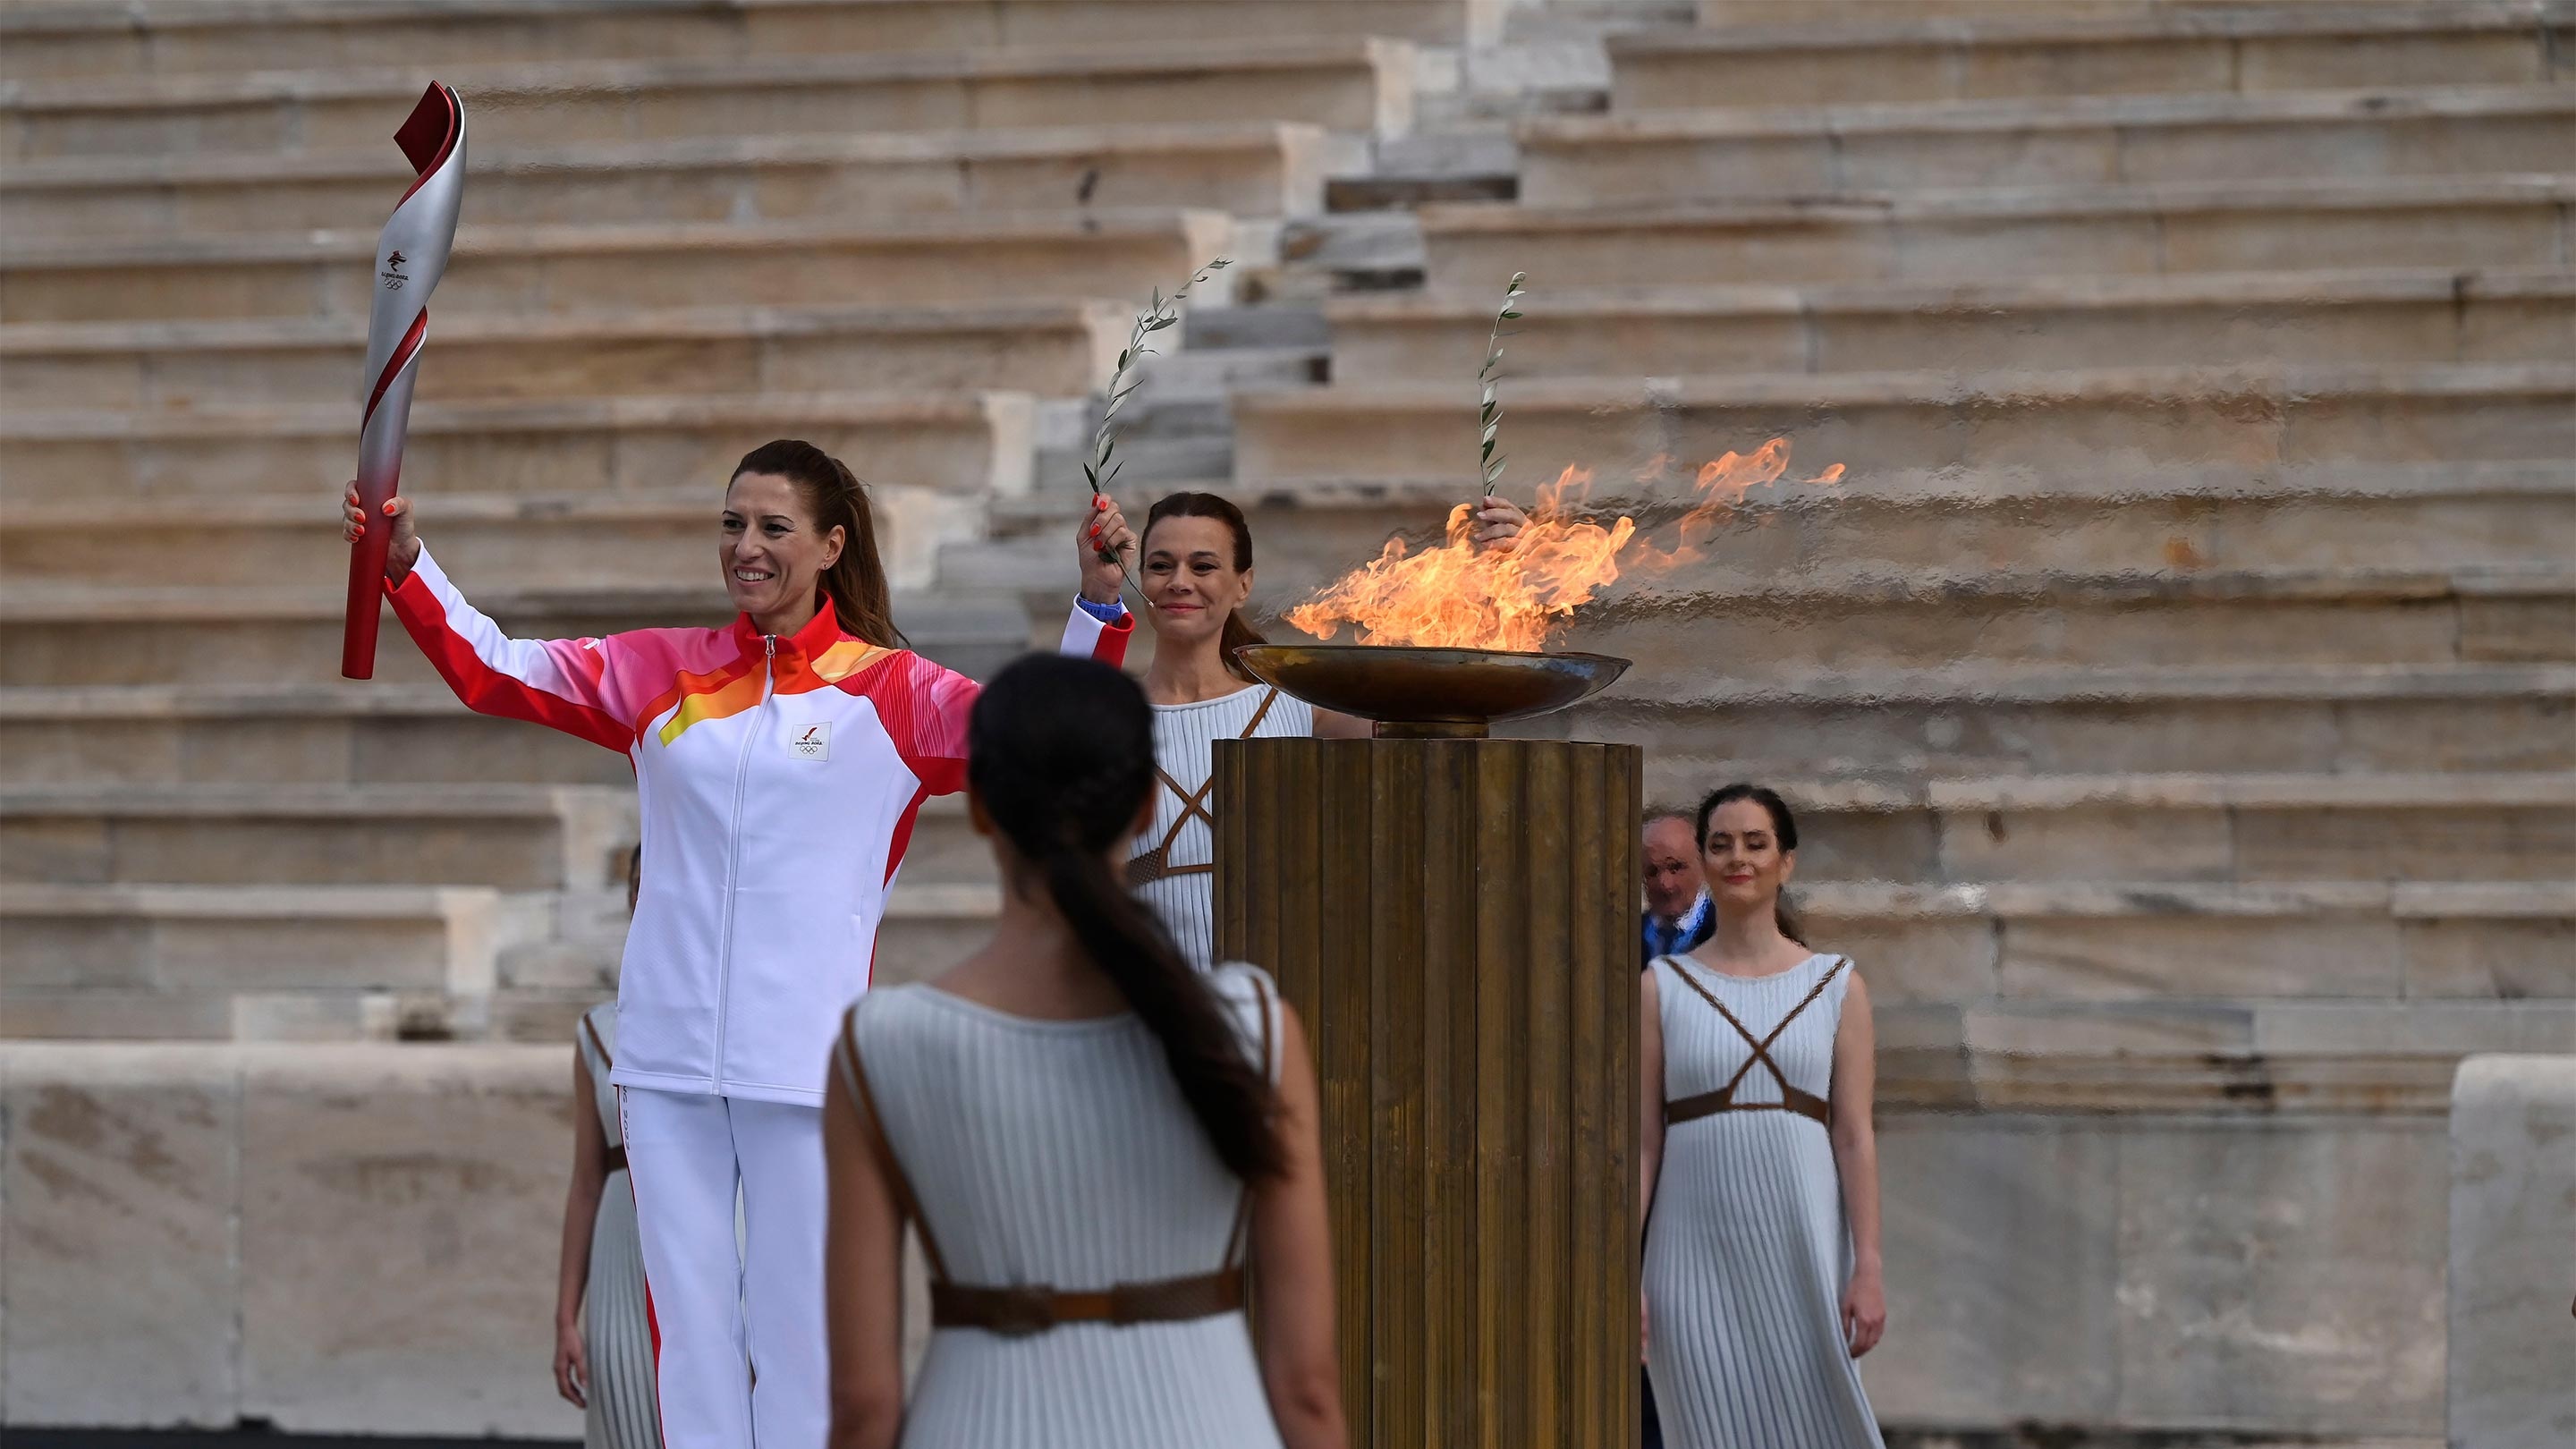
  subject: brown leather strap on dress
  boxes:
[580,1013,614,1071]
[1660,957,1846,1130]
[934,970,1275,1336]
[1124,690,1281,887]
[839,1011,952,1282]
[603,1143,629,1174]
[932,1267,1245,1335]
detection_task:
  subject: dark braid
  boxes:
[969,654,1285,1182]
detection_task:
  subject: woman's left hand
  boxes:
[1470,495,1527,553]
[1842,1269,1886,1358]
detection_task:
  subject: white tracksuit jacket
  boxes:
[389,547,1131,1105]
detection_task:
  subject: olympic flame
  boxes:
[343,83,466,680]
[1284,439,1844,652]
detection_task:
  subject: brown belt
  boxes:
[1664,1083,1832,1129]
[604,1143,628,1174]
[931,1266,1244,1336]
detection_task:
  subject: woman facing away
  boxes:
[1640,784,1888,1449]
[823,654,1345,1449]
[1071,491,1525,969]
[345,440,1128,1447]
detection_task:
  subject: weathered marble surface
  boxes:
[2448,1054,2576,1449]
[0,1043,580,1436]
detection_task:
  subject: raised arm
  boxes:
[1828,969,1885,1358]
[1252,1003,1350,1449]
[345,486,634,750]
[824,1038,907,1449]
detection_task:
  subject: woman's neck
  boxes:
[1697,904,1802,973]
[942,876,1127,1019]
[1143,629,1248,705]
[750,593,823,642]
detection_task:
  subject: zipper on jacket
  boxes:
[708,633,775,1091]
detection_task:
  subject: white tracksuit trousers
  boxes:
[618,1087,828,1448]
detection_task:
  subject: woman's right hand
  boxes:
[342,482,421,584]
[1075,495,1136,608]
[553,1317,589,1409]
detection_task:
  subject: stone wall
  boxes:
[2448,1055,2576,1449]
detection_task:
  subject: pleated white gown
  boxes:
[577,1004,665,1449]
[1128,684,1312,971]
[838,962,1286,1449]
[1644,953,1885,1449]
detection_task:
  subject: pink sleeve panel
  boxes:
[385,547,635,753]
[1059,599,1133,667]
[863,651,981,798]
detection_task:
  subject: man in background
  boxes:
[1640,809,1714,965]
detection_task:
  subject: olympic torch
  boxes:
[343,82,466,680]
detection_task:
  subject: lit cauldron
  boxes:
[1233,643,1630,739]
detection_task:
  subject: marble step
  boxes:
[0,300,1134,409]
[0,882,503,1039]
[0,784,635,891]
[980,460,2576,603]
[0,38,1416,162]
[1521,84,2576,206]
[0,208,1246,325]
[0,877,999,1041]
[1800,877,2574,1018]
[1324,269,2576,382]
[1232,361,2576,491]
[1640,772,2576,886]
[1418,175,2576,291]
[1621,2,2574,108]
[0,784,995,890]
[0,392,1036,509]
[8,663,2566,789]
[0,122,1337,242]
[0,0,1494,80]
[1542,662,2576,777]
[0,583,1035,690]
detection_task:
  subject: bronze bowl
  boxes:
[1233,644,1631,738]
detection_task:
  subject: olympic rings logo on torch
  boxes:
[343,82,466,681]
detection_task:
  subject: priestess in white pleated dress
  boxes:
[574,1004,664,1449]
[836,962,1286,1448]
[1644,953,1885,1449]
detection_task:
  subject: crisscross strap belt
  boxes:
[1125,688,1280,887]
[839,971,1275,1336]
[1660,955,1846,1131]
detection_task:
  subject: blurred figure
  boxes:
[552,844,662,1447]
[1642,809,1715,966]
[822,655,1344,1449]
[1640,785,1886,1449]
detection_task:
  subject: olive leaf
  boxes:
[1084,257,1232,605]
[1473,272,1528,508]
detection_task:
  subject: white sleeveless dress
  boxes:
[1644,953,1884,1449]
[575,1004,664,1449]
[1127,684,1314,970]
[836,962,1286,1448]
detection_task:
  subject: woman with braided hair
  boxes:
[824,654,1344,1449]
[345,439,1130,1447]
[1640,784,1888,1448]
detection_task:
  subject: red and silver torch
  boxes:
[342,82,466,680]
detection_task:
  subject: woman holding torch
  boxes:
[345,439,1128,1449]
[1071,490,1524,970]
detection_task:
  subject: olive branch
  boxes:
[1082,257,1231,604]
[1475,271,1527,504]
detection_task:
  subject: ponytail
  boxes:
[730,438,904,648]
[1145,491,1267,682]
[969,654,1285,1182]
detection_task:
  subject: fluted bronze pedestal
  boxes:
[1214,737,1641,1449]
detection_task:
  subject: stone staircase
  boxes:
[0,0,2570,1436]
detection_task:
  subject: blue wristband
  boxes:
[1075,595,1129,624]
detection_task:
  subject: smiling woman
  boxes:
[340,438,1130,1449]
